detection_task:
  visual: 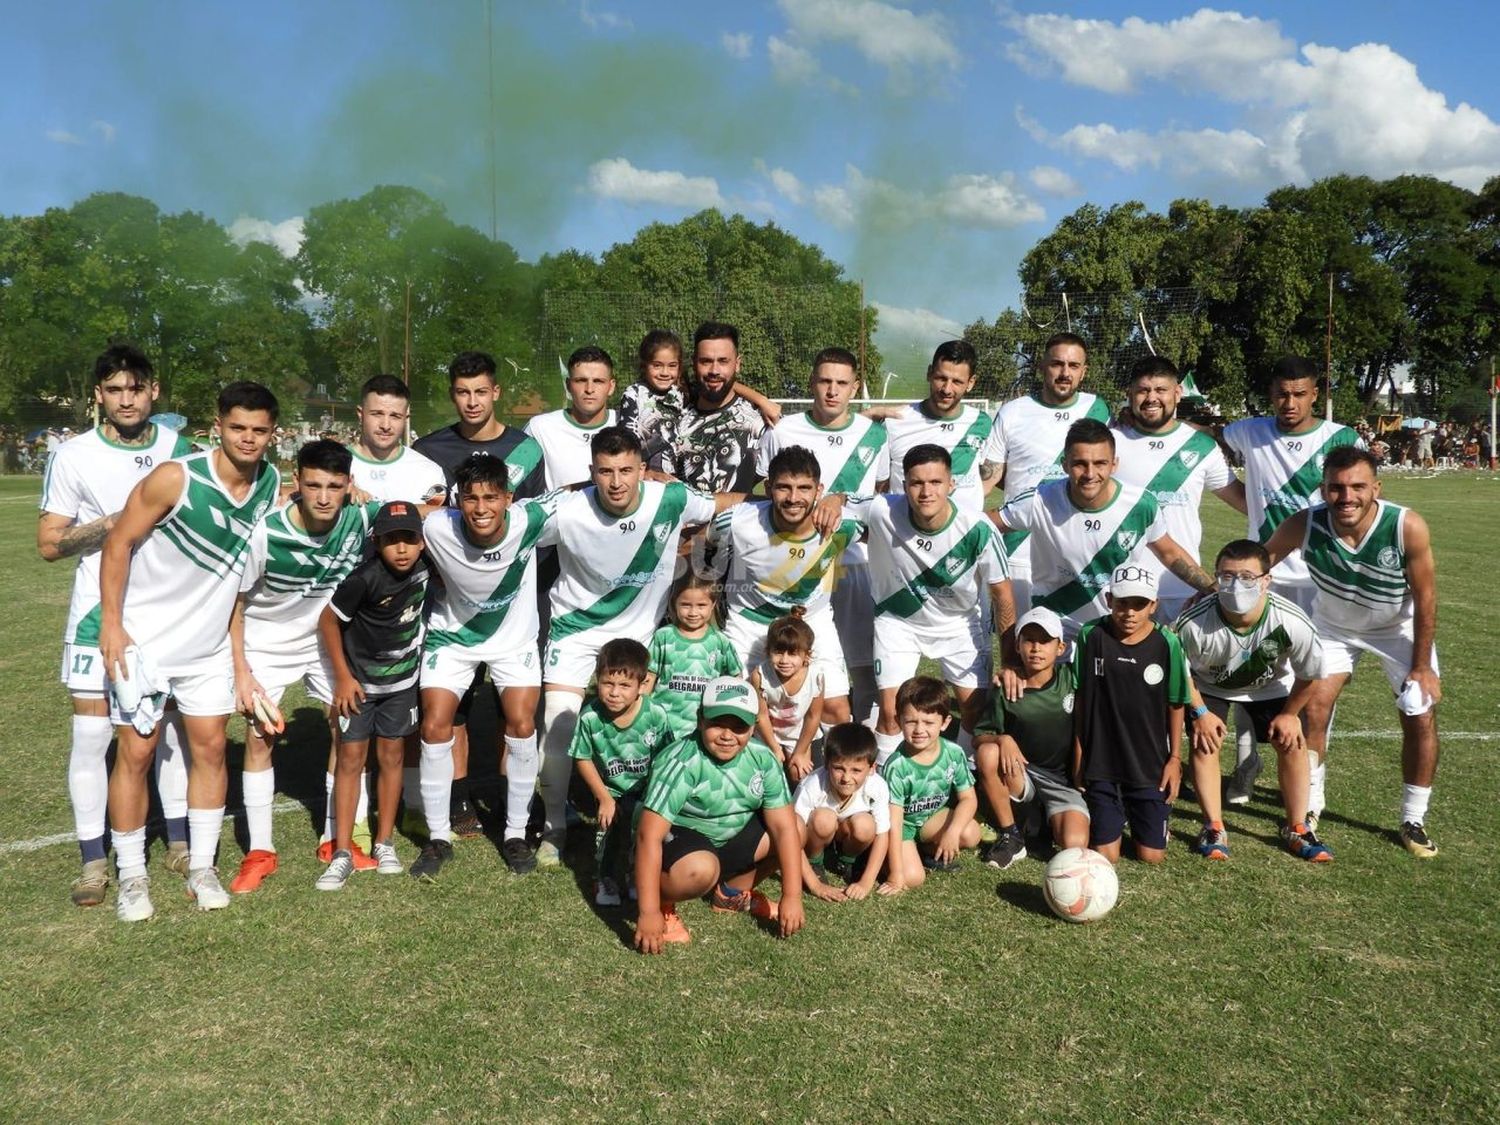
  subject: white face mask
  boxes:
[1218,580,1263,615]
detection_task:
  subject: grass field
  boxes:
[1,471,1497,1122]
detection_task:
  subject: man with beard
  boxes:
[654,322,766,495]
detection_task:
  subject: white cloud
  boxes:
[1045,121,1277,179]
[228,216,306,259]
[935,173,1044,227]
[1028,165,1081,197]
[779,0,957,70]
[90,120,117,144]
[872,301,962,340]
[757,161,806,205]
[45,129,83,145]
[812,182,858,228]
[779,163,1043,230]
[579,2,631,32]
[768,35,820,84]
[721,31,752,60]
[586,157,725,209]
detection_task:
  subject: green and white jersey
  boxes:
[642,736,791,847]
[707,501,862,629]
[1174,592,1323,703]
[239,499,380,662]
[524,407,618,491]
[1302,500,1412,630]
[973,661,1077,772]
[885,402,994,515]
[1113,423,1231,603]
[985,391,1111,565]
[881,737,974,841]
[540,481,717,646]
[423,500,551,659]
[1221,417,1361,585]
[40,424,195,648]
[754,411,889,493]
[647,625,743,742]
[852,494,1008,638]
[347,445,447,505]
[122,451,281,674]
[568,696,676,799]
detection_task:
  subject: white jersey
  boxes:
[122,451,281,675]
[756,410,888,565]
[347,445,446,504]
[853,494,1008,638]
[1221,417,1361,586]
[422,501,549,659]
[997,479,1167,636]
[1112,422,1232,603]
[539,481,716,646]
[1173,592,1323,703]
[756,659,825,751]
[884,402,993,515]
[523,408,617,491]
[40,424,195,649]
[793,765,892,832]
[706,501,863,633]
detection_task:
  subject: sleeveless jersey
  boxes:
[421,500,552,658]
[347,445,446,505]
[884,402,993,515]
[1173,591,1323,702]
[40,424,195,648]
[648,624,744,741]
[524,408,618,491]
[1302,500,1412,630]
[122,450,280,674]
[707,501,862,629]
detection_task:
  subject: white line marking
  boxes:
[1,797,307,855]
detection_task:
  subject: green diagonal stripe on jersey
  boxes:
[738,519,861,624]
[946,412,993,477]
[506,437,544,492]
[1034,489,1161,618]
[1001,397,1111,553]
[548,485,689,641]
[874,523,993,618]
[1257,428,1359,539]
[427,504,549,649]
[828,422,887,494]
[1144,428,1220,497]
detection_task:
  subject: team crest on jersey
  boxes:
[857,447,874,465]
[1063,692,1075,714]
[1259,639,1284,660]
[1377,546,1400,569]
[944,764,957,784]
[943,557,964,576]
[653,521,671,544]
[1178,449,1200,469]
[1116,530,1138,552]
[1142,663,1164,685]
[749,771,766,798]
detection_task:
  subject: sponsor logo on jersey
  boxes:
[1142,663,1164,685]
[1377,546,1400,568]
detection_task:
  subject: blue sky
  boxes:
[9,1,1500,350]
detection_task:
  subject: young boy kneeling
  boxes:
[634,677,805,953]
[791,722,890,902]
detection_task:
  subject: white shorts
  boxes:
[832,562,874,670]
[424,643,541,697]
[60,642,107,695]
[726,610,851,700]
[1271,578,1318,617]
[108,662,236,724]
[246,650,335,707]
[543,633,612,690]
[1153,594,1193,627]
[1317,614,1439,711]
[873,616,991,690]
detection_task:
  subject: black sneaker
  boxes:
[408,839,453,880]
[500,836,538,875]
[981,828,1027,870]
[920,850,961,872]
[451,801,483,839]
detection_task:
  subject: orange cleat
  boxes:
[661,905,692,945]
[710,886,778,921]
[317,840,378,870]
[230,849,279,894]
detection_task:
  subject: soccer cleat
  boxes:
[710,886,778,920]
[229,849,279,894]
[116,875,155,922]
[1196,824,1231,861]
[1225,749,1263,805]
[1305,808,1321,834]
[71,859,110,907]
[660,907,692,945]
[372,840,403,875]
[981,828,1028,870]
[163,841,191,877]
[594,876,622,907]
[409,839,454,880]
[535,831,565,869]
[351,818,372,853]
[315,850,355,891]
[501,836,538,875]
[1282,822,1334,863]
[1400,821,1438,859]
[451,802,483,839]
[185,867,231,910]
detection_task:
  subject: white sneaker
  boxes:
[594,876,622,906]
[185,867,230,911]
[117,875,155,922]
[1225,749,1263,805]
[536,832,564,869]
[316,851,355,891]
[372,840,403,875]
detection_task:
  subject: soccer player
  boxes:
[98,382,282,921]
[852,445,1014,767]
[991,419,1215,643]
[1111,356,1247,623]
[347,374,446,504]
[981,332,1111,612]
[634,677,806,952]
[417,455,550,877]
[1263,446,1443,857]
[1173,540,1328,862]
[654,322,767,494]
[536,427,735,867]
[524,345,618,490]
[229,440,380,893]
[756,346,888,722]
[882,340,995,515]
[706,445,861,726]
[38,344,195,905]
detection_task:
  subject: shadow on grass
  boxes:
[996,878,1054,919]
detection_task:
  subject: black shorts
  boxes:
[339,685,419,743]
[659,816,767,879]
[1085,779,1171,851]
[1203,694,1288,745]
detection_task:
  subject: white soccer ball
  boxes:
[1043,847,1119,923]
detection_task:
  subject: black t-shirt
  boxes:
[329,555,430,695]
[412,423,546,501]
[1073,618,1191,787]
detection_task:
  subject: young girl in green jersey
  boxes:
[645,574,742,743]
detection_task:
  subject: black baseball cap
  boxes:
[373,501,424,538]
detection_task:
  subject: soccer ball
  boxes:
[1043,848,1118,923]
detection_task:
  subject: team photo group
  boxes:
[39,324,1444,949]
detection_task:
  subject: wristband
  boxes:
[1189,704,1209,720]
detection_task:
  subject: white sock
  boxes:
[354,770,370,826]
[187,806,225,870]
[504,734,540,841]
[403,766,423,819]
[1233,706,1256,767]
[1308,757,1327,817]
[420,738,455,842]
[114,826,148,881]
[321,770,335,842]
[1400,784,1432,826]
[242,768,276,853]
[156,711,190,822]
[541,692,581,835]
[68,714,113,843]
[875,730,902,768]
